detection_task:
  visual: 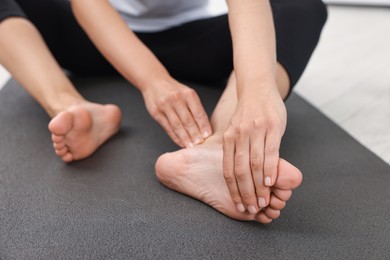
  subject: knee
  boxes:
[272,0,328,87]
[307,0,328,28]
[280,0,328,30]
[298,0,328,30]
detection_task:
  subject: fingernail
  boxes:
[236,203,245,213]
[248,205,257,214]
[265,176,272,186]
[188,142,194,148]
[202,131,210,139]
[258,197,266,208]
[194,138,203,145]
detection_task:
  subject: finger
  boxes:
[264,207,281,220]
[174,100,203,145]
[223,128,245,213]
[269,194,287,210]
[272,189,293,202]
[254,211,273,224]
[163,106,193,148]
[263,129,282,187]
[234,125,259,214]
[250,128,270,209]
[186,89,212,139]
[155,114,183,147]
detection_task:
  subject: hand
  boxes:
[142,78,212,148]
[222,86,287,214]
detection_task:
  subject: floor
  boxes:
[0,5,389,165]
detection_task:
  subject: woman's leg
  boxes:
[13,0,115,74]
[272,0,328,89]
[0,0,121,162]
[0,17,83,116]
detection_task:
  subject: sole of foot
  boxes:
[48,102,122,162]
[155,144,302,223]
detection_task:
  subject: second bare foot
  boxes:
[48,102,122,162]
[155,144,302,223]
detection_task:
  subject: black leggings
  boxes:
[0,0,327,87]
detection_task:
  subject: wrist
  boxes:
[237,78,280,101]
[137,70,174,93]
[139,74,179,96]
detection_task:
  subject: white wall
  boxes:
[325,0,390,5]
[208,0,390,12]
[0,66,10,91]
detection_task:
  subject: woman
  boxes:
[0,0,327,222]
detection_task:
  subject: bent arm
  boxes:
[71,0,212,147]
[223,0,288,214]
[71,0,170,91]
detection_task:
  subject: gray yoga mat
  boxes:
[0,77,389,259]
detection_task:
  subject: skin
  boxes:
[0,18,83,117]
[223,0,290,214]
[71,0,212,148]
[72,0,292,215]
[0,0,297,219]
[156,146,301,223]
[155,72,300,223]
[0,18,122,162]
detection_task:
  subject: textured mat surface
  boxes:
[0,78,389,259]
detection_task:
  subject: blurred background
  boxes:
[1,1,389,164]
[326,0,390,4]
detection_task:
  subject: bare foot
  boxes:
[155,144,302,223]
[48,102,122,162]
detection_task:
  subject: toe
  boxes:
[52,134,65,143]
[264,208,281,220]
[254,212,273,224]
[53,142,66,150]
[61,152,73,163]
[276,159,303,190]
[273,189,292,202]
[55,147,68,157]
[269,195,287,210]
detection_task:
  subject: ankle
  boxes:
[45,93,86,117]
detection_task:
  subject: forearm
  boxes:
[0,18,82,116]
[223,1,287,212]
[226,0,277,99]
[71,0,171,92]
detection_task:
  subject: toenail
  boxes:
[203,131,210,138]
[248,206,257,214]
[236,203,245,213]
[258,197,266,208]
[265,176,272,186]
[188,142,194,148]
